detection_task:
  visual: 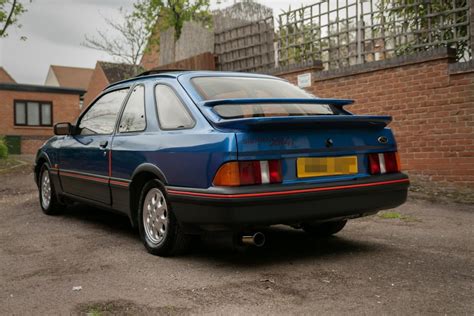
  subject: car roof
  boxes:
[104,70,282,92]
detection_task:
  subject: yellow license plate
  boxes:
[297,156,358,178]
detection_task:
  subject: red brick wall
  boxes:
[21,137,50,155]
[83,63,110,107]
[0,90,81,154]
[278,50,474,190]
[0,91,81,136]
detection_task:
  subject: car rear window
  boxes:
[191,77,335,118]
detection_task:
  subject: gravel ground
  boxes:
[0,166,472,315]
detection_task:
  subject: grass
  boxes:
[378,211,419,222]
[87,309,102,316]
[0,157,23,171]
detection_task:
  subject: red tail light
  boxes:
[384,152,401,173]
[368,152,401,175]
[268,160,282,183]
[369,154,381,174]
[213,160,282,186]
[239,161,261,185]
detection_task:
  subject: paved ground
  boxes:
[0,165,473,315]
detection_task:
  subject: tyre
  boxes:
[39,164,63,215]
[138,179,191,256]
[302,220,347,237]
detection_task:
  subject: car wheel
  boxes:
[138,179,191,256]
[39,164,63,215]
[302,220,347,237]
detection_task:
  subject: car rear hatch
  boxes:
[199,98,397,185]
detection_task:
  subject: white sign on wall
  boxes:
[297,72,312,88]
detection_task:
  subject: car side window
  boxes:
[78,89,129,135]
[119,85,146,133]
[155,85,194,129]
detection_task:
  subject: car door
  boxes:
[59,88,129,205]
[108,84,147,213]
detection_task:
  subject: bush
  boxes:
[0,137,8,159]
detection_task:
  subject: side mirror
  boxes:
[54,122,73,135]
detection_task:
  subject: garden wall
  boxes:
[277,48,474,194]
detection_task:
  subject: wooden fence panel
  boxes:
[215,17,275,73]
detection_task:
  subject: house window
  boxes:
[14,101,53,126]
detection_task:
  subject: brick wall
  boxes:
[83,63,109,107]
[0,89,81,154]
[20,136,50,155]
[278,48,474,191]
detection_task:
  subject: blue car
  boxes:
[34,70,409,256]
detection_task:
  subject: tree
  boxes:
[0,0,26,38]
[84,0,212,67]
[83,7,154,68]
[133,0,212,40]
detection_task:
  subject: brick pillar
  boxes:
[471,0,474,57]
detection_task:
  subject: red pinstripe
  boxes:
[110,180,129,187]
[167,178,410,199]
[60,171,109,184]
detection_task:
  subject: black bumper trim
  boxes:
[167,174,409,226]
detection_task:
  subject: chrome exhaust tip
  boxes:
[241,232,266,247]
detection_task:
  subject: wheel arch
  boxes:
[34,152,52,186]
[129,163,168,228]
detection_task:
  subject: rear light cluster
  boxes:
[213,160,282,186]
[368,152,401,175]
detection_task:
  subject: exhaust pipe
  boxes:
[241,232,266,247]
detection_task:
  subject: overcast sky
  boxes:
[0,0,314,84]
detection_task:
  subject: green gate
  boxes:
[5,136,21,155]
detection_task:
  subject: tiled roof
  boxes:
[98,62,141,84]
[50,65,94,90]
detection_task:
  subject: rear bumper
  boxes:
[167,173,409,227]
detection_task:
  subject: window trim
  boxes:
[116,83,147,134]
[153,83,196,131]
[76,87,130,136]
[14,100,53,127]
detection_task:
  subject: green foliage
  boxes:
[0,0,27,38]
[323,20,357,69]
[87,309,102,316]
[378,211,418,222]
[133,0,212,41]
[278,5,322,66]
[378,0,470,61]
[0,137,8,159]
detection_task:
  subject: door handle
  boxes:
[99,140,108,149]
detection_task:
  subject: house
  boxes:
[0,83,84,154]
[44,65,94,90]
[44,65,94,109]
[83,61,140,106]
[0,67,16,83]
[0,62,138,155]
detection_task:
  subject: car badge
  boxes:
[325,138,334,148]
[378,136,388,144]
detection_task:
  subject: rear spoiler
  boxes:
[199,98,355,109]
[196,98,391,130]
[209,115,392,130]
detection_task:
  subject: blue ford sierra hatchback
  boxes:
[34,70,409,256]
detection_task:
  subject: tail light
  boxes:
[368,152,401,175]
[213,160,282,186]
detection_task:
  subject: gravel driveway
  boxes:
[0,166,472,315]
